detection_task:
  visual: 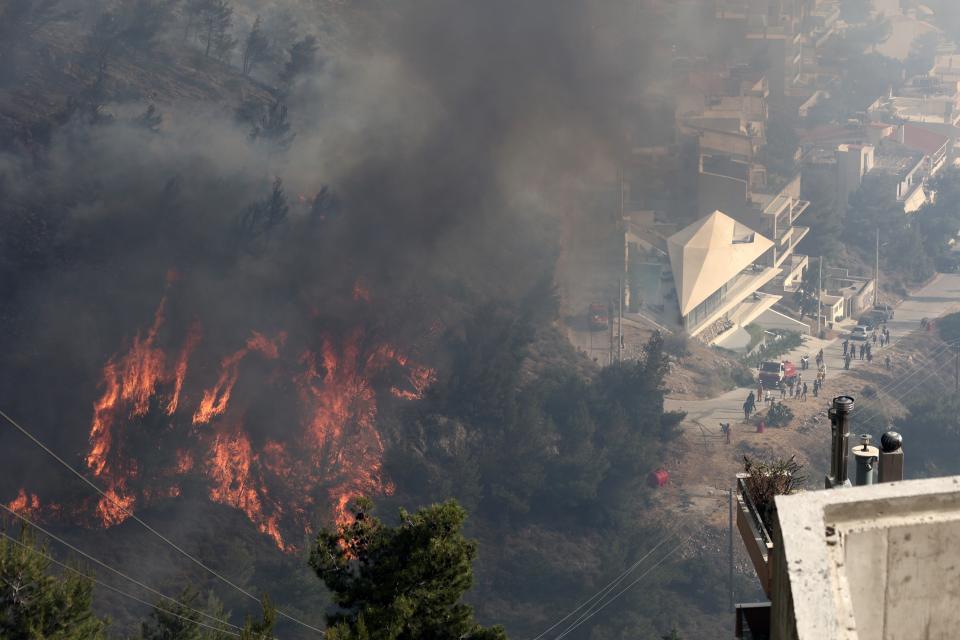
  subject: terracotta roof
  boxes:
[898,124,950,156]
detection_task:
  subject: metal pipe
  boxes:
[826,396,855,488]
[852,434,879,486]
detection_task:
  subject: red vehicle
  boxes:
[757,360,797,387]
[588,303,609,331]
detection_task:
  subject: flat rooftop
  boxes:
[774,475,960,640]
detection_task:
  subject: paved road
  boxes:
[666,273,960,431]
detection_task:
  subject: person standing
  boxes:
[757,380,764,402]
[801,382,808,401]
[812,379,819,398]
[885,355,891,370]
[779,380,786,399]
[844,353,851,370]
[872,332,878,346]
[843,340,849,356]
[867,350,873,364]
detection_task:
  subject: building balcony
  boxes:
[773,227,808,271]
[736,473,775,598]
[688,266,781,339]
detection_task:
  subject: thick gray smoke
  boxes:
[0,0,654,455]
[0,1,664,632]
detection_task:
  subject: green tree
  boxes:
[281,35,319,84]
[140,588,275,640]
[241,16,269,76]
[0,528,109,639]
[235,177,289,252]
[249,101,295,150]
[140,588,233,640]
[194,0,235,60]
[905,32,939,78]
[310,499,506,640]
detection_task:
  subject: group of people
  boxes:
[842,326,891,370]
[740,324,896,426]
[745,376,811,420]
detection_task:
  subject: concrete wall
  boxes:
[772,476,960,640]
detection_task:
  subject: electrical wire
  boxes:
[552,533,692,640]
[849,342,959,428]
[0,530,241,638]
[528,529,678,640]
[856,358,957,435]
[0,408,325,636]
[0,503,244,632]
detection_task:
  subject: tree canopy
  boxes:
[311,499,506,640]
[0,528,108,640]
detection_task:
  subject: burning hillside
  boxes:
[8,276,434,552]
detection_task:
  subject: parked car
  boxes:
[872,304,894,321]
[849,326,870,341]
[588,303,609,331]
[757,361,798,387]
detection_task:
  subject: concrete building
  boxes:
[697,159,810,290]
[666,210,781,342]
[836,143,875,206]
[770,476,960,639]
[734,396,960,639]
[834,141,929,214]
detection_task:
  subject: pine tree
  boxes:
[0,527,109,639]
[235,178,289,252]
[141,590,274,640]
[311,499,507,640]
[241,16,269,76]
[249,101,295,151]
[280,35,318,84]
[194,0,235,60]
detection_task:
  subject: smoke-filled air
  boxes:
[9,1,960,639]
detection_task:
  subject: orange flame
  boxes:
[352,279,371,303]
[167,322,202,415]
[7,489,41,518]
[192,332,285,425]
[207,429,285,550]
[69,282,435,550]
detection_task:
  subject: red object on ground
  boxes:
[757,420,766,433]
[647,469,669,488]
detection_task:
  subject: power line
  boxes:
[857,358,956,435]
[850,342,959,428]
[0,530,241,638]
[0,408,324,636]
[0,503,244,633]
[528,530,678,640]
[552,533,691,640]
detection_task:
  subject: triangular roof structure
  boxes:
[667,211,773,316]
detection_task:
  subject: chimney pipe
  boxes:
[826,396,854,489]
[878,431,904,483]
[852,434,879,486]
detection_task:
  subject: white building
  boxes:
[666,210,782,343]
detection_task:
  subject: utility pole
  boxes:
[608,300,614,366]
[618,277,623,364]
[817,256,823,335]
[875,228,880,307]
[728,487,734,612]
